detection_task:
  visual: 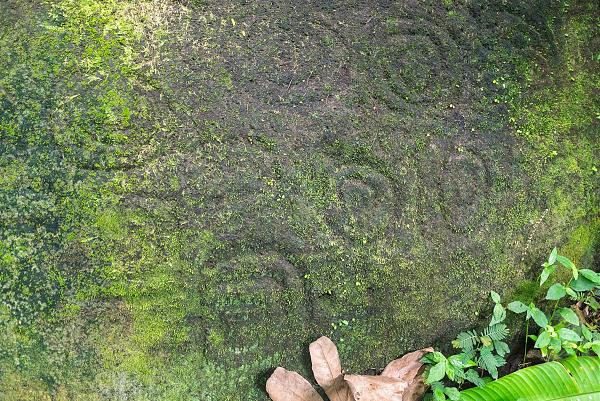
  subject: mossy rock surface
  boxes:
[0,0,598,399]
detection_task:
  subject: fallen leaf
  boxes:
[400,367,428,401]
[345,374,407,401]
[381,348,433,401]
[266,367,324,401]
[381,347,434,382]
[309,336,354,401]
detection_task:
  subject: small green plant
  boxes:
[422,292,509,400]
[508,247,600,360]
[423,247,600,400]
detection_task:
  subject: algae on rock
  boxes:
[0,0,598,400]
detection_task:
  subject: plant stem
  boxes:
[523,318,529,364]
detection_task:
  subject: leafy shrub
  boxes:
[422,248,600,401]
[508,248,600,360]
[421,292,508,400]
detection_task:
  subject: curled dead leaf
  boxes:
[381,347,434,381]
[266,367,324,401]
[309,336,354,401]
[344,374,407,401]
[401,369,428,401]
[381,347,434,401]
[266,338,433,401]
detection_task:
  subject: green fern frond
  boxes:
[494,354,506,366]
[465,369,485,387]
[453,330,479,351]
[493,340,510,357]
[483,324,508,341]
[478,346,500,379]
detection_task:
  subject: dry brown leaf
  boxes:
[344,374,407,401]
[381,347,434,382]
[266,367,324,401]
[381,348,433,401]
[401,368,428,401]
[309,336,354,401]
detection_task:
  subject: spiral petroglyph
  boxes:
[326,165,396,241]
[437,148,491,233]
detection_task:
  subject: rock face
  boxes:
[0,0,598,399]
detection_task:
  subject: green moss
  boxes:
[1,1,598,400]
[0,0,182,397]
[95,209,128,241]
[507,280,543,306]
[560,218,600,267]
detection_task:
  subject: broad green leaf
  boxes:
[579,269,600,284]
[549,337,562,353]
[558,307,580,326]
[548,247,558,265]
[570,276,596,292]
[490,303,506,325]
[558,328,582,342]
[557,255,577,279]
[582,325,593,341]
[560,357,600,392]
[460,357,600,401]
[508,301,529,314]
[432,382,446,401]
[446,356,462,367]
[556,254,576,269]
[430,351,446,363]
[448,354,476,369]
[566,287,578,298]
[490,291,501,304]
[530,307,548,328]
[540,265,556,285]
[427,361,447,384]
[535,330,551,348]
[444,387,460,401]
[564,344,577,356]
[546,283,566,300]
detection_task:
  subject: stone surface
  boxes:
[0,0,598,399]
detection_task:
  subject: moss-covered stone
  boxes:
[0,0,598,399]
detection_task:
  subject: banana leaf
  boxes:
[459,356,600,401]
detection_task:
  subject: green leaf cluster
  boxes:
[423,292,509,400]
[510,248,600,359]
[423,247,600,401]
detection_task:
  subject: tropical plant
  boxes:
[267,248,600,401]
[422,247,600,400]
[459,356,600,400]
[421,292,509,400]
[508,248,600,360]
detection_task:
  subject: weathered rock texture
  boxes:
[0,0,598,399]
